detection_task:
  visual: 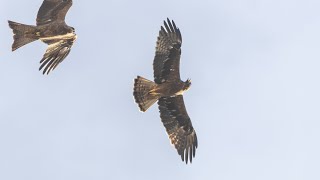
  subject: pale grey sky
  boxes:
[1,0,320,180]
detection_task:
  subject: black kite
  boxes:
[8,0,77,74]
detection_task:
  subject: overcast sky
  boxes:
[1,0,320,180]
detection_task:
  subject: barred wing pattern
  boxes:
[158,95,198,164]
[153,18,182,84]
[39,39,74,74]
[36,0,73,25]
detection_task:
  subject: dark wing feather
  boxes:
[39,39,74,74]
[153,18,182,84]
[36,0,73,26]
[158,95,198,164]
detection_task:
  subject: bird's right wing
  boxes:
[36,0,73,25]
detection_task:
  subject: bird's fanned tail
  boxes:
[133,76,159,112]
[8,20,38,51]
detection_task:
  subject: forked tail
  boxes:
[8,20,38,51]
[133,76,159,112]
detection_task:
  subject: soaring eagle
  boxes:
[8,0,77,74]
[133,18,198,164]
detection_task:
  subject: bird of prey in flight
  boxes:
[8,0,77,74]
[133,18,198,164]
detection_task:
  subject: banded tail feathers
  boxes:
[133,76,159,112]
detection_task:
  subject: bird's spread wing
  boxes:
[39,38,74,74]
[36,0,73,26]
[153,18,182,84]
[158,95,197,164]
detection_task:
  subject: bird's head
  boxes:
[183,78,192,91]
[69,26,75,33]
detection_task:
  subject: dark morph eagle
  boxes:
[133,18,198,164]
[8,0,77,74]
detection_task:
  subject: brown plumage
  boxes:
[8,0,76,74]
[133,18,198,164]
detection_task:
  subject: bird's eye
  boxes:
[62,0,68,2]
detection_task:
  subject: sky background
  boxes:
[1,0,320,179]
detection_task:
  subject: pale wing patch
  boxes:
[40,33,76,41]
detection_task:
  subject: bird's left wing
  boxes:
[36,0,73,25]
[158,95,198,164]
[153,18,182,84]
[39,38,74,74]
